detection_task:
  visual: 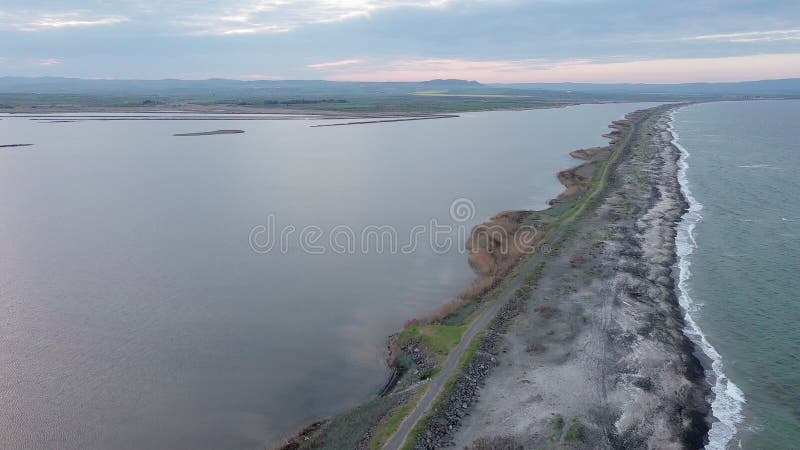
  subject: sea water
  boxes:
[672,100,800,448]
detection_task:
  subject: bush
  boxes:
[404,318,421,329]
[535,306,560,319]
[458,276,498,300]
[470,436,523,450]
[525,342,546,353]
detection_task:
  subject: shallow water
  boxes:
[672,100,800,448]
[0,103,660,448]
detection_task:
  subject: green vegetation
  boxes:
[300,396,399,450]
[402,410,430,450]
[548,414,565,441]
[441,300,480,326]
[470,436,523,449]
[547,415,582,443]
[459,331,485,370]
[398,323,467,362]
[399,329,487,449]
[0,92,559,114]
[564,417,582,442]
[369,385,429,450]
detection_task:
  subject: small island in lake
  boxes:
[173,129,244,136]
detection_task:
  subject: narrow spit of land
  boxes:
[276,104,711,450]
[173,129,245,136]
[309,116,457,127]
[448,106,711,449]
[380,111,646,449]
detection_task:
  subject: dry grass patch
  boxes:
[535,306,561,319]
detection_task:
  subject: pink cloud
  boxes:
[307,59,363,70]
[37,58,61,66]
[324,54,800,83]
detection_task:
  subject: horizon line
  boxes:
[2,75,800,85]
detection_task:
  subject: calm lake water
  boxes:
[673,100,800,449]
[0,103,659,449]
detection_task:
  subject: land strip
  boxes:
[173,129,245,136]
[446,105,709,449]
[274,104,711,450]
[381,105,658,450]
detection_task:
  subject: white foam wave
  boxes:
[669,111,746,450]
[737,164,771,169]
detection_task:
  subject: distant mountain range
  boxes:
[1,76,798,97]
[0,77,482,96]
[493,78,800,96]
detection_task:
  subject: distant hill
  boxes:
[0,76,797,97]
[0,76,797,113]
[493,79,800,96]
[0,77,482,96]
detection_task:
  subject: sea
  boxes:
[672,100,800,449]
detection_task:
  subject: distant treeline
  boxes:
[142,98,348,106]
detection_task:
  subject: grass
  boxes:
[564,417,582,442]
[0,92,563,114]
[548,414,565,441]
[459,331,486,370]
[305,395,399,450]
[369,385,429,450]
[399,323,468,362]
[399,329,486,450]
[441,300,480,326]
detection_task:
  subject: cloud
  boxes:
[324,54,800,83]
[37,58,61,66]
[689,28,800,43]
[175,0,454,35]
[0,12,128,31]
[307,59,363,69]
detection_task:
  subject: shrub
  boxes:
[535,306,560,319]
[458,276,498,300]
[420,298,468,324]
[470,436,523,450]
[403,318,421,329]
[525,342,546,353]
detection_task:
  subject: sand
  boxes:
[450,108,710,449]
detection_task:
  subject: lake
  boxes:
[0,103,660,449]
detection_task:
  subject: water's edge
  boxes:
[669,109,746,449]
[279,104,716,449]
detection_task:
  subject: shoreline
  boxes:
[423,105,711,449]
[278,104,714,449]
[669,110,745,449]
[0,102,570,117]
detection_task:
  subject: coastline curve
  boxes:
[669,109,746,450]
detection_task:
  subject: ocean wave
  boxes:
[737,164,786,171]
[669,111,746,450]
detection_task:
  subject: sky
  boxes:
[1,0,799,83]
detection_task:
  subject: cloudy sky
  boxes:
[1,0,799,82]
